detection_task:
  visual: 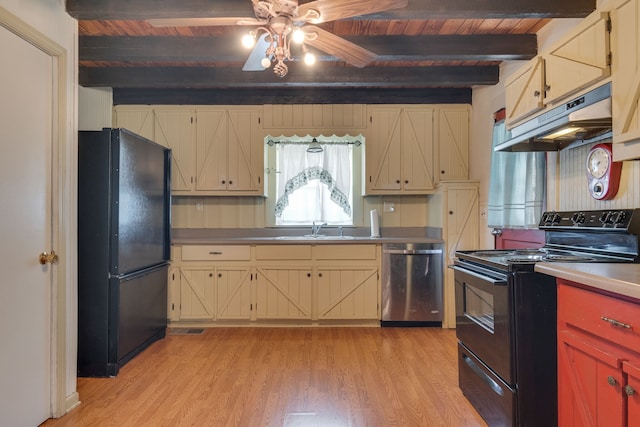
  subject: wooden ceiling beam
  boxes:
[112,87,473,105]
[66,0,595,20]
[80,34,537,62]
[79,64,499,88]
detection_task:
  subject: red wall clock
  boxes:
[586,143,622,200]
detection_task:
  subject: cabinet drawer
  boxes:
[255,245,312,260]
[181,245,250,261]
[558,281,640,351]
[314,245,377,260]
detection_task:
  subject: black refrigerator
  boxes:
[77,128,171,377]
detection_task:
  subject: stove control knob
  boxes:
[571,212,586,225]
[552,213,562,224]
[611,211,626,225]
[599,211,611,224]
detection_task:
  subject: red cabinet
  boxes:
[558,281,640,427]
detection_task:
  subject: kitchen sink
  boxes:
[275,235,356,240]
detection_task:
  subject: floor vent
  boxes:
[168,328,206,336]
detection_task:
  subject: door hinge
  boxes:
[607,52,612,67]
[369,115,373,123]
[171,303,174,311]
[172,273,175,280]
[191,116,194,124]
[606,17,612,33]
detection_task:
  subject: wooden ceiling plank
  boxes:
[66,0,596,20]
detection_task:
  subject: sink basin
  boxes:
[275,235,356,240]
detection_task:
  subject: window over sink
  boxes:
[264,134,364,227]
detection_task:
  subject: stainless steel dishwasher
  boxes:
[381,243,444,325]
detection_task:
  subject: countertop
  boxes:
[535,262,640,301]
[171,227,444,245]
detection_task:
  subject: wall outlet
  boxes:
[383,202,396,213]
[196,200,204,212]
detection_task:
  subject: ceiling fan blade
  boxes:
[242,33,271,71]
[304,26,376,68]
[147,17,265,27]
[298,0,407,23]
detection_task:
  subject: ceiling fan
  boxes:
[148,0,408,77]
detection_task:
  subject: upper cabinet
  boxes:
[437,106,470,181]
[611,0,640,160]
[505,11,611,128]
[365,106,436,194]
[364,104,470,195]
[195,107,264,194]
[114,105,265,196]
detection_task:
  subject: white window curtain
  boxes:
[487,116,546,228]
[273,135,354,224]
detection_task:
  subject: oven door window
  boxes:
[464,283,495,333]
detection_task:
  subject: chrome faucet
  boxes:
[311,221,327,236]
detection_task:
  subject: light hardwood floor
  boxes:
[42,327,487,427]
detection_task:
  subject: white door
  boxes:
[0,25,53,426]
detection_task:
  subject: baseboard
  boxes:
[65,392,81,413]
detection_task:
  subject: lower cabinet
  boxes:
[557,281,640,427]
[315,267,378,320]
[255,267,313,320]
[169,243,380,324]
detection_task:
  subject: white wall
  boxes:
[79,87,113,130]
[0,0,78,414]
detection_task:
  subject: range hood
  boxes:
[495,83,612,152]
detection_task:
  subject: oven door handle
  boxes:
[452,265,507,286]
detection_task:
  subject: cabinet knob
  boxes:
[318,273,323,277]
[607,376,617,386]
[229,180,233,185]
[218,273,222,278]
[221,180,226,184]
[533,90,541,97]
[209,273,213,277]
[405,180,409,184]
[625,385,635,396]
[441,170,445,174]
[307,273,311,277]
[449,211,454,215]
[396,179,401,184]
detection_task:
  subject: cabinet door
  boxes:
[505,56,545,126]
[167,267,180,322]
[366,106,402,192]
[216,266,252,320]
[195,108,229,191]
[227,107,263,193]
[624,361,640,424]
[543,12,610,104]
[437,107,469,181]
[255,267,312,319]
[113,106,155,141]
[315,267,378,320]
[558,330,625,427]
[178,267,215,320]
[612,0,640,159]
[445,185,479,263]
[402,107,436,191]
[154,108,197,193]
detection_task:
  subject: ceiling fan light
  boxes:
[307,139,323,153]
[260,57,272,68]
[241,33,256,49]
[304,51,316,66]
[292,28,305,44]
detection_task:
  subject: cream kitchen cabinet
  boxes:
[365,106,436,194]
[113,105,196,193]
[505,11,611,128]
[436,106,470,181]
[114,105,264,195]
[428,181,479,328]
[169,245,252,322]
[195,107,264,195]
[254,244,313,320]
[314,244,379,320]
[611,0,640,160]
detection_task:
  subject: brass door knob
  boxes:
[39,250,58,265]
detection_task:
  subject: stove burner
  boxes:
[514,249,545,255]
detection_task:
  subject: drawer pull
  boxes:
[625,385,635,396]
[209,251,223,255]
[601,317,632,329]
[608,376,617,386]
